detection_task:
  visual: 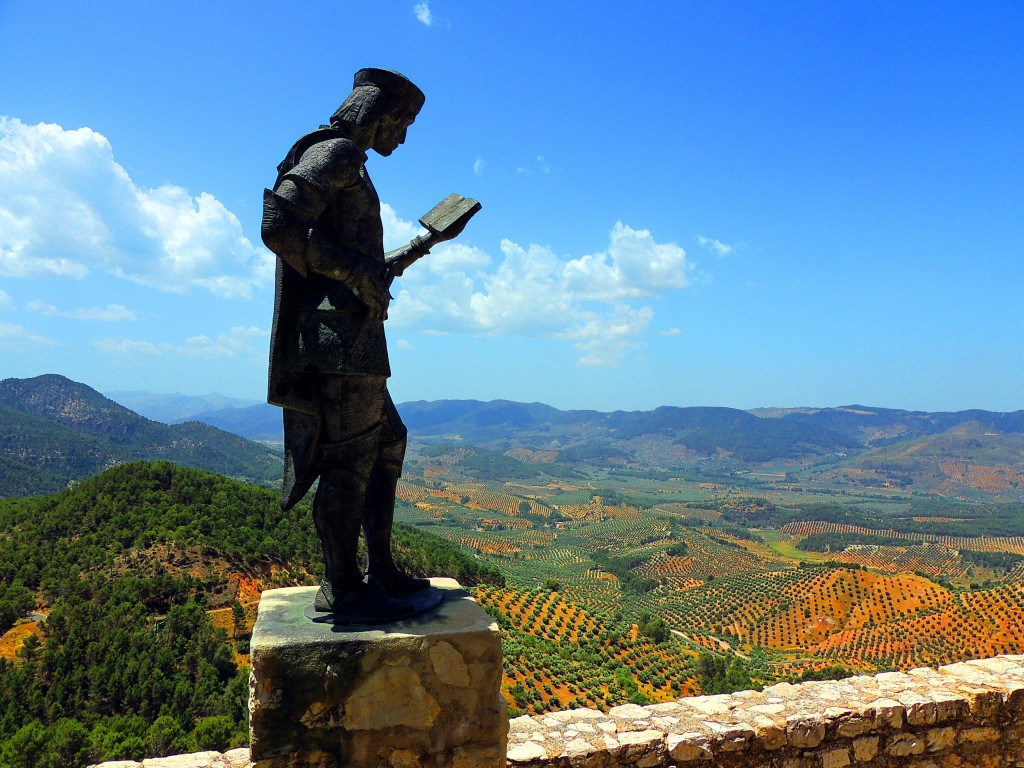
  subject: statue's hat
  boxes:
[353,68,425,113]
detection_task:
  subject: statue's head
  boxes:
[331,68,425,156]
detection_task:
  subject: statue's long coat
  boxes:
[262,128,396,508]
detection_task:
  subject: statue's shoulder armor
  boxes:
[276,129,364,199]
[275,127,343,180]
[288,138,363,193]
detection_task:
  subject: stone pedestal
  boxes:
[248,578,507,768]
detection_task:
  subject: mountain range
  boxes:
[0,375,282,497]
[128,393,1024,501]
[4,376,1022,501]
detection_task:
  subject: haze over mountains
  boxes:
[105,390,261,424]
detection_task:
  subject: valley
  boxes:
[2,377,1024,761]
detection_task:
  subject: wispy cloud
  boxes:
[0,321,56,347]
[386,215,694,365]
[473,157,485,176]
[697,235,734,258]
[413,2,433,26]
[0,117,273,298]
[93,326,268,359]
[657,327,682,336]
[0,290,10,310]
[26,300,136,321]
[179,326,268,358]
[92,338,165,356]
[516,155,555,175]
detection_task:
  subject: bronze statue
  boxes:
[262,68,479,622]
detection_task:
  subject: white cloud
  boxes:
[395,339,414,350]
[93,325,268,359]
[387,215,694,365]
[180,326,268,358]
[0,321,56,347]
[26,300,136,321]
[566,305,654,366]
[473,157,485,175]
[0,290,10,310]
[657,327,682,336]
[515,156,555,175]
[380,201,427,251]
[413,2,433,25]
[697,235,734,257]
[563,222,691,301]
[0,117,273,298]
[92,338,166,356]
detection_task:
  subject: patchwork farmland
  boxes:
[392,438,1024,714]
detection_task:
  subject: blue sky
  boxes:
[1,1,1021,412]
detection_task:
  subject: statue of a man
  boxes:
[262,68,447,621]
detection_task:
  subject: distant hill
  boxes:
[809,419,1024,500]
[105,389,260,423]
[0,375,282,497]
[754,404,1024,447]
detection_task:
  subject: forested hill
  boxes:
[0,461,502,767]
[0,374,282,497]
[0,460,502,617]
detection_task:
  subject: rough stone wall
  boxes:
[506,655,1024,768]
[94,655,1024,768]
[91,749,251,768]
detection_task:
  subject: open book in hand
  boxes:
[419,194,482,242]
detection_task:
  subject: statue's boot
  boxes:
[319,579,423,623]
[364,433,430,596]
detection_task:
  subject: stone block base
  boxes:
[248,578,506,768]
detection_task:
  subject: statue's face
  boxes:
[371,111,415,157]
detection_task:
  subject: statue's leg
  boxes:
[364,391,429,595]
[312,431,378,611]
[311,374,387,612]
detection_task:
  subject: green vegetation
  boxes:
[0,580,248,767]
[0,461,504,767]
[796,531,906,552]
[696,653,753,695]
[959,550,1024,573]
[590,552,658,595]
[0,584,33,636]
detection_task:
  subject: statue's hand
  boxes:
[349,262,390,320]
[384,234,436,283]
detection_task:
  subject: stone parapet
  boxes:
[91,749,252,768]
[506,655,1024,767]
[248,578,507,768]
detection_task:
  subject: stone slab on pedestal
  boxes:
[248,578,507,768]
